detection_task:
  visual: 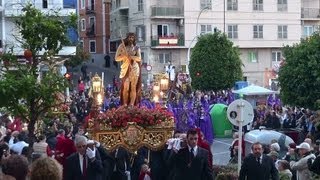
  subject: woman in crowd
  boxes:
[30,157,63,180]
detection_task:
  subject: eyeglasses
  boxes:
[77,145,87,149]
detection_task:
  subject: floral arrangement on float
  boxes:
[95,105,174,129]
[87,105,175,153]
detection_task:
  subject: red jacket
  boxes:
[196,128,213,170]
[55,136,76,165]
[8,118,22,132]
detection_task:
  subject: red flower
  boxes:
[96,106,173,128]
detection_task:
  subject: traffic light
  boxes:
[64,72,71,80]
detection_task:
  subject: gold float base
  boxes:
[88,121,174,153]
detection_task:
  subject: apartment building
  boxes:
[3,0,76,55]
[78,0,111,66]
[110,0,318,87]
[110,0,185,85]
[185,0,302,87]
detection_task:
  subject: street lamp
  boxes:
[92,73,104,106]
[160,77,169,91]
[186,6,210,75]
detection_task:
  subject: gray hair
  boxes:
[74,135,87,146]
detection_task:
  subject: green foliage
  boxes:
[15,3,75,55]
[0,4,75,144]
[189,31,243,91]
[0,67,68,122]
[278,34,320,110]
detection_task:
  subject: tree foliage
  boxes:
[189,31,243,91]
[0,4,75,144]
[278,34,320,110]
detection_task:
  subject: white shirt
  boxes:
[188,145,198,157]
[10,141,29,155]
[78,153,87,174]
[256,155,263,164]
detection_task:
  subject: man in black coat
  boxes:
[65,135,103,180]
[110,147,131,180]
[239,142,279,180]
[173,129,213,180]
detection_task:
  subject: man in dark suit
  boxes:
[173,129,213,180]
[239,142,279,180]
[65,135,103,180]
[110,147,131,180]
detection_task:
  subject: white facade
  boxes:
[2,0,76,55]
[111,0,320,87]
[185,0,302,87]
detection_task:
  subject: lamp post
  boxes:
[186,6,209,75]
[92,73,104,108]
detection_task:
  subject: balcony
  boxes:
[151,34,185,48]
[301,8,320,20]
[86,26,95,37]
[151,6,184,19]
[86,6,95,14]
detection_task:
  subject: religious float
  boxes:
[87,74,175,153]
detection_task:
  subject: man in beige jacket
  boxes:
[290,142,316,180]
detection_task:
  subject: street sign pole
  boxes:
[237,101,244,174]
[227,99,254,175]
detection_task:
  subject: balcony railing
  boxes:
[86,6,95,14]
[151,6,183,18]
[151,34,184,47]
[301,8,320,19]
[86,27,95,37]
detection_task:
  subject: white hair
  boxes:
[270,143,280,152]
[74,135,87,146]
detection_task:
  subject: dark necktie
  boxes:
[190,148,194,160]
[82,155,87,179]
[257,157,260,164]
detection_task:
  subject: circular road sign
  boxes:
[146,65,152,72]
[227,99,254,127]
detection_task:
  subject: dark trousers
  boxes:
[111,171,127,180]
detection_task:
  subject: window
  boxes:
[248,51,258,63]
[89,17,95,32]
[88,0,95,10]
[81,0,85,9]
[81,19,86,31]
[253,0,263,11]
[43,0,48,8]
[227,0,238,11]
[157,25,169,37]
[79,40,84,49]
[253,25,263,39]
[272,51,282,62]
[136,25,145,42]
[159,53,171,64]
[138,0,143,12]
[277,0,287,11]
[200,24,212,34]
[304,26,314,38]
[89,40,96,53]
[141,52,146,64]
[278,25,287,39]
[116,0,120,8]
[200,0,212,10]
[227,25,238,39]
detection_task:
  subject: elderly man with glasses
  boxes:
[65,135,103,180]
